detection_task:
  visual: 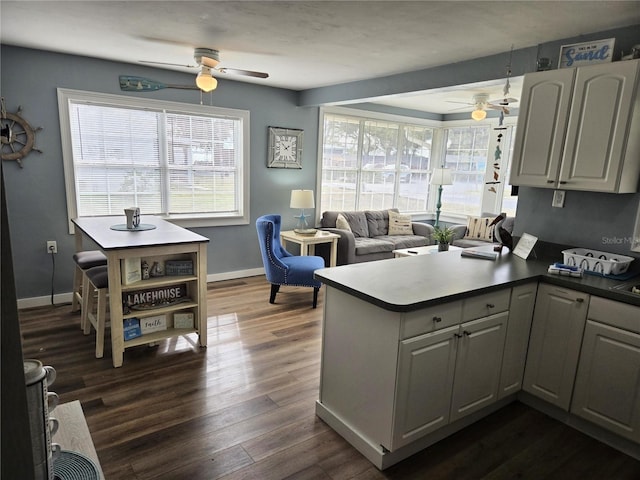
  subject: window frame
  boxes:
[317,107,518,224]
[57,88,250,233]
[317,106,442,221]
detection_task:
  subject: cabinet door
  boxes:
[499,283,537,398]
[392,325,458,450]
[450,311,509,423]
[560,60,640,192]
[509,68,575,188]
[523,284,589,410]
[571,320,640,443]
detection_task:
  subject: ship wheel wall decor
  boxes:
[1,98,42,167]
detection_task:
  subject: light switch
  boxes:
[552,190,566,208]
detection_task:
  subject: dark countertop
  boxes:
[314,246,640,311]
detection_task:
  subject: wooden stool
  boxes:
[72,250,107,313]
[81,265,109,358]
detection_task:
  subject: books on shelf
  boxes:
[121,257,141,285]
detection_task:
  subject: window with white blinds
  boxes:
[58,89,250,230]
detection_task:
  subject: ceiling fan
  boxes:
[133,47,269,92]
[448,93,518,119]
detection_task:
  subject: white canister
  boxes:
[24,359,58,480]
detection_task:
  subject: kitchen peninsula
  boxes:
[314,247,640,469]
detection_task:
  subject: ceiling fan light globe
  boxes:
[196,69,218,92]
[471,109,487,121]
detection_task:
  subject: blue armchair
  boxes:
[256,214,325,308]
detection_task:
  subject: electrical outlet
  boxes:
[47,240,58,254]
[552,190,566,208]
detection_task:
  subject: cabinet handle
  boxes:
[576,298,584,303]
[454,333,463,338]
[463,330,471,336]
[559,181,567,184]
[432,316,442,323]
[486,303,495,308]
[546,180,555,184]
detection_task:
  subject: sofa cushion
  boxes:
[365,209,390,237]
[388,211,413,235]
[464,216,495,242]
[354,237,395,256]
[341,211,369,238]
[335,213,352,232]
[376,235,428,249]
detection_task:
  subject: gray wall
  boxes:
[514,188,640,256]
[1,46,319,299]
[3,23,640,300]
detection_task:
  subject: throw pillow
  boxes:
[388,211,414,235]
[464,216,495,242]
[335,213,352,232]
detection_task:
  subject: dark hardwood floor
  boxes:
[19,276,640,479]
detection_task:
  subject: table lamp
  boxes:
[430,168,452,227]
[290,189,316,234]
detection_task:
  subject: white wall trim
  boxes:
[17,268,266,310]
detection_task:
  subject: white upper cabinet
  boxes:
[511,59,640,193]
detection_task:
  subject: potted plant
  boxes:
[433,225,455,251]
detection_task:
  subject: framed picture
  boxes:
[267,127,303,168]
[558,38,615,69]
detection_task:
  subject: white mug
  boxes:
[44,365,56,388]
[50,442,62,461]
[124,207,140,229]
[48,417,59,437]
[46,392,59,413]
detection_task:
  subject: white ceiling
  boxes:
[2,1,639,113]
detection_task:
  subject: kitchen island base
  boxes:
[316,395,516,470]
[315,284,523,469]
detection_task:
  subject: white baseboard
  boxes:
[206,267,264,282]
[17,267,266,310]
[18,293,75,310]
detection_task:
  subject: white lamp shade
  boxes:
[196,67,218,92]
[290,189,315,209]
[431,168,453,186]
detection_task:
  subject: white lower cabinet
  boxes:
[393,325,458,449]
[571,298,640,443]
[450,312,509,422]
[392,301,509,450]
[523,284,589,410]
[499,283,537,398]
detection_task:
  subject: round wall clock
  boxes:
[1,103,42,167]
[267,127,303,169]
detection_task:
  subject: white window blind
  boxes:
[58,89,250,230]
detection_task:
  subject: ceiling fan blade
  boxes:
[489,97,518,105]
[486,104,510,114]
[216,67,269,79]
[448,105,474,112]
[445,100,475,106]
[119,76,198,92]
[139,60,198,68]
